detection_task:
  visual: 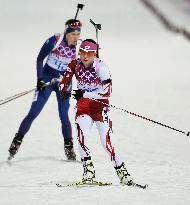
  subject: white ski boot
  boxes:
[82,158,95,182]
[115,162,134,186]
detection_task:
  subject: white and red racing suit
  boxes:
[60,58,123,167]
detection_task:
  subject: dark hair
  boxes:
[65,19,82,26]
[83,39,97,44]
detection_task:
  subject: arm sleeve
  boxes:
[83,82,112,99]
[36,35,57,78]
[59,59,77,93]
[83,60,112,100]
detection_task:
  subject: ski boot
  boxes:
[115,162,135,186]
[64,139,76,160]
[82,157,95,183]
[8,133,24,160]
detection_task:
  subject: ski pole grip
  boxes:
[75,3,84,19]
[78,3,84,10]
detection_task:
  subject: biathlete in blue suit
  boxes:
[8,19,82,160]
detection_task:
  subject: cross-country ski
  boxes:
[56,181,148,189]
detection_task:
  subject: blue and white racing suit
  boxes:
[18,33,81,141]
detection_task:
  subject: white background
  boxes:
[0,0,190,204]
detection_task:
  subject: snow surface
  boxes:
[0,0,190,204]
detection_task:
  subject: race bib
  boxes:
[46,55,71,72]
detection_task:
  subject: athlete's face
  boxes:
[66,31,80,46]
[79,49,96,68]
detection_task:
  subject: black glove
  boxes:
[72,89,84,100]
[61,91,71,100]
[37,78,46,91]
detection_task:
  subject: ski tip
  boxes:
[134,183,148,189]
[187,132,190,137]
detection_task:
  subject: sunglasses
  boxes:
[68,21,81,29]
[79,49,96,57]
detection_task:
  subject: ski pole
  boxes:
[88,98,190,137]
[0,78,59,106]
[0,88,36,106]
[74,3,84,20]
[90,19,101,57]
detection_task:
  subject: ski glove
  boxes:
[72,89,84,100]
[37,78,46,91]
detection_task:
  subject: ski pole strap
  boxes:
[90,98,190,137]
